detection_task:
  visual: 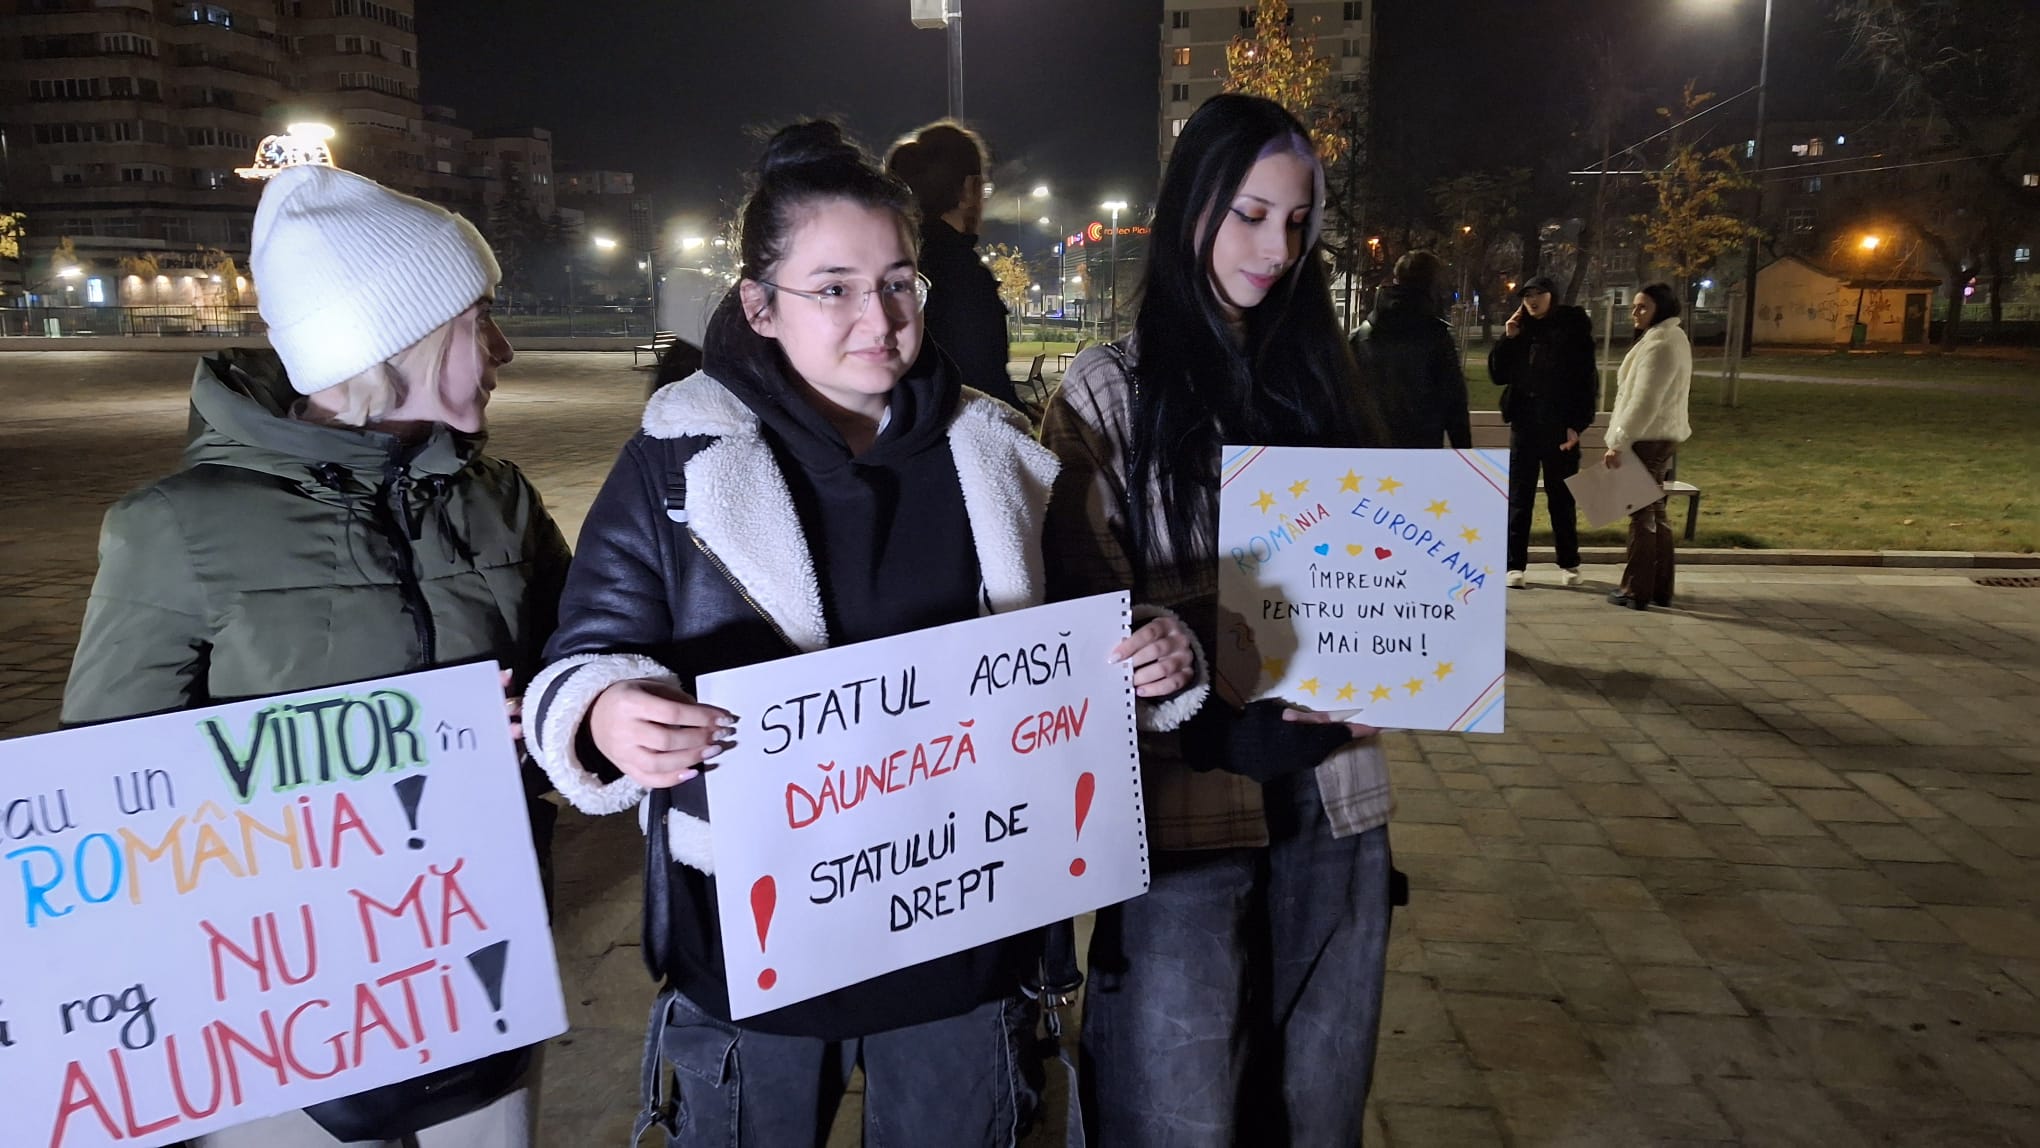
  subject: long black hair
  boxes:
[1638,281,1682,328]
[1128,94,1381,569]
[702,121,920,396]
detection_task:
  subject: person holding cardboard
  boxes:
[63,163,571,1147]
[1603,281,1694,609]
[524,121,1193,1147]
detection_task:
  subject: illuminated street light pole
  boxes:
[1101,199,1127,341]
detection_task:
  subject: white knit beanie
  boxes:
[252,164,501,395]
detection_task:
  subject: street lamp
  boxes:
[1101,199,1127,340]
[1850,233,1882,345]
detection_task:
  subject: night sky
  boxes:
[417,0,1857,233]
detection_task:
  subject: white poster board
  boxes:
[1564,448,1665,528]
[0,662,567,1148]
[1215,446,1509,733]
[696,593,1147,1019]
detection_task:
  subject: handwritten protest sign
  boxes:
[0,662,566,1148]
[696,592,1147,1019]
[1215,446,1509,733]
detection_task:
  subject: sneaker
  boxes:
[1561,567,1583,587]
[1506,570,1525,589]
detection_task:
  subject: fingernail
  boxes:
[717,714,739,729]
[701,745,724,760]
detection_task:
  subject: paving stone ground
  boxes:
[2,351,2036,1146]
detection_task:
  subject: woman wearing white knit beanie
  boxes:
[62,162,570,1148]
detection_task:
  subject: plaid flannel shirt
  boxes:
[1040,340,1395,851]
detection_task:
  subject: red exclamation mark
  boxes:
[1069,771,1096,877]
[750,876,778,991]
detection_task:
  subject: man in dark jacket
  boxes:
[886,121,1025,411]
[1351,250,1471,449]
[1489,274,1599,588]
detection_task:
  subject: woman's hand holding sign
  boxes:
[1112,615,1196,698]
[589,679,736,788]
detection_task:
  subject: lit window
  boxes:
[1173,47,1191,66]
[1787,208,1815,233]
[1806,137,1824,157]
[2024,173,2039,187]
[2017,247,2033,264]
[1171,118,1187,138]
[1745,139,1756,159]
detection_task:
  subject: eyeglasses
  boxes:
[757,274,931,325]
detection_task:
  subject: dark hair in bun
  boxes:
[701,120,921,393]
[736,120,918,282]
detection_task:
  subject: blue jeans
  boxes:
[634,989,1038,1148]
[1080,772,1393,1147]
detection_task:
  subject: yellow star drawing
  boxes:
[1433,661,1455,682]
[1338,469,1363,493]
[1298,678,1321,695]
[1460,526,1481,544]
[1335,682,1357,702]
[1424,499,1450,519]
[1370,684,1393,702]
[1288,478,1311,499]
[1404,677,1425,697]
[1253,490,1276,513]
[1261,656,1286,679]
[1377,475,1404,495]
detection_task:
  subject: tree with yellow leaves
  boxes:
[1223,0,1348,163]
[982,243,1034,314]
[1638,85,1759,296]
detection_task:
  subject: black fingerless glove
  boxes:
[1181,699,1353,783]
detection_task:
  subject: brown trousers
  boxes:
[1621,441,1678,604]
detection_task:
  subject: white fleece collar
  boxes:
[639,370,1059,644]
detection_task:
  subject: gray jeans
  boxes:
[1080,771,1393,1147]
[633,988,1037,1148]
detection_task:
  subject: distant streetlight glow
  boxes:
[57,266,82,279]
[1031,185,1050,199]
[1858,234,1881,251]
[593,235,619,250]
[680,236,705,250]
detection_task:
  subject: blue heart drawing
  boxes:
[1314,543,1330,555]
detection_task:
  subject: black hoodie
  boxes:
[920,218,1024,410]
[1487,303,1600,433]
[1351,283,1473,449]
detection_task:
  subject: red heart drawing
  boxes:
[1374,547,1393,560]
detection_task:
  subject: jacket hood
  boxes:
[1367,283,1444,332]
[185,348,478,482]
[698,311,962,479]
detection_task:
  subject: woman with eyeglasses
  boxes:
[526,121,1189,1145]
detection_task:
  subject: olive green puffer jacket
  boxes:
[63,349,572,725]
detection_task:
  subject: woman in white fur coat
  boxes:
[522,123,1194,1147]
[1603,281,1693,609]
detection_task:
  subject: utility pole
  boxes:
[1736,0,1773,357]
[910,1,964,120]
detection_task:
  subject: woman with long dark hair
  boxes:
[1042,93,1394,1146]
[1603,281,1693,609]
[525,120,1191,1146]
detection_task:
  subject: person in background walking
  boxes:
[1603,281,1693,609]
[885,120,1024,410]
[1489,273,1599,588]
[1043,93,1393,1148]
[63,162,570,1148]
[1350,249,1471,449]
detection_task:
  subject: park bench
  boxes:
[1016,352,1049,408]
[633,329,679,368]
[1469,411,1703,541]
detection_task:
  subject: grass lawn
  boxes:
[1692,349,2040,389]
[1459,358,2039,553]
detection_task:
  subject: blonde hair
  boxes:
[298,315,460,429]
